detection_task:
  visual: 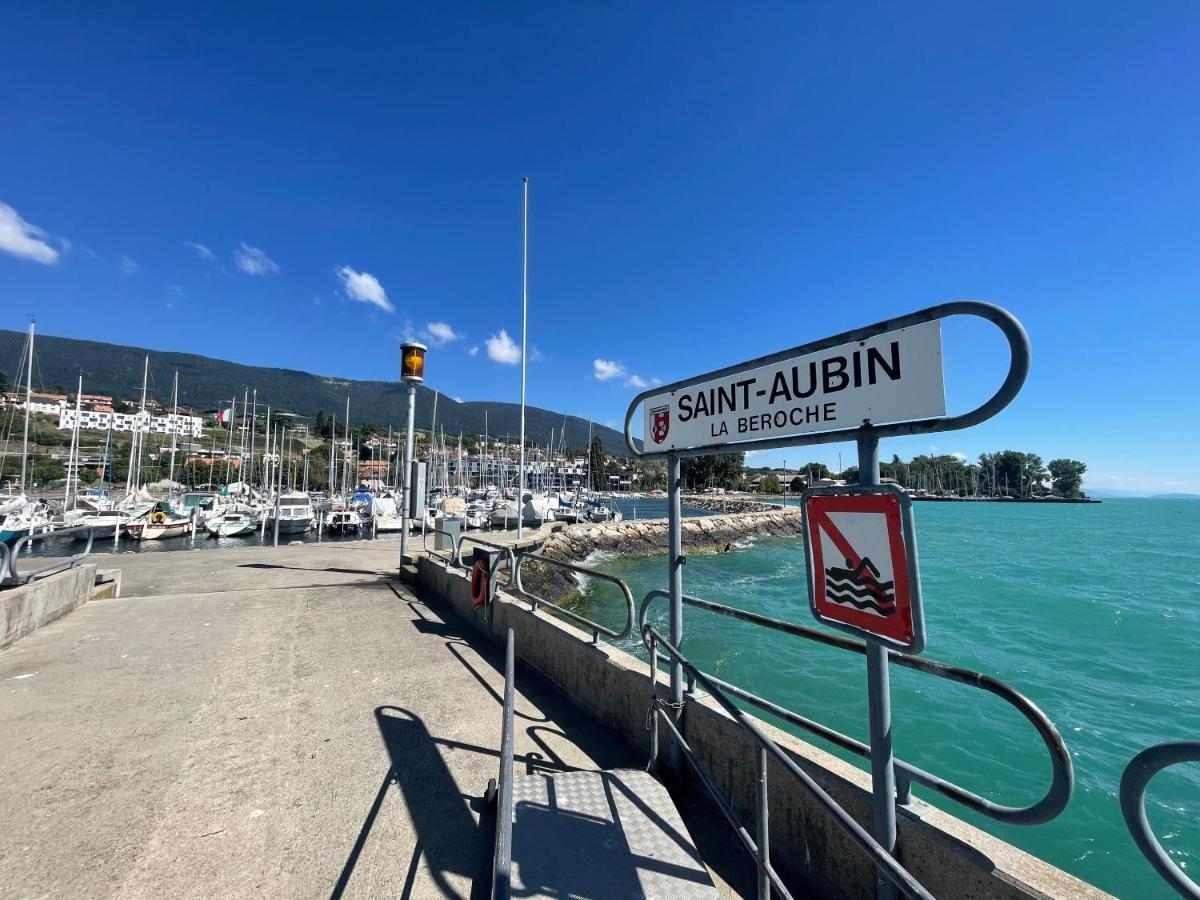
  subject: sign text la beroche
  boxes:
[642,321,946,452]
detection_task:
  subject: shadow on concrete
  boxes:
[331,706,494,900]
[238,563,381,576]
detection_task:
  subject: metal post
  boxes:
[859,429,898,900]
[399,383,416,567]
[666,453,684,771]
[517,177,529,542]
[756,746,770,900]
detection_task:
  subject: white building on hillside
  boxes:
[59,408,204,437]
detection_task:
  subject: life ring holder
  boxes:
[470,558,490,608]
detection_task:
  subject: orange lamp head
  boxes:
[400,342,427,384]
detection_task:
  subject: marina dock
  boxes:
[0,542,747,898]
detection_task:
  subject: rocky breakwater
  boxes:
[516,502,804,605]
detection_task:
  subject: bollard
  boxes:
[317,510,323,543]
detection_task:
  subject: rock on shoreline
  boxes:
[517,496,803,604]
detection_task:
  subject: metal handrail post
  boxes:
[756,746,770,900]
[492,628,516,899]
[1120,741,1200,899]
[667,453,684,772]
[859,429,899,900]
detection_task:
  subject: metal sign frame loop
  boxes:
[622,300,1030,458]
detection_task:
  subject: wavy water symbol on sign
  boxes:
[824,556,896,616]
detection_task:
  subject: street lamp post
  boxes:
[399,341,427,571]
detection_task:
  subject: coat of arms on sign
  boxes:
[650,405,670,444]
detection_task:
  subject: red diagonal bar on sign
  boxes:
[809,507,862,568]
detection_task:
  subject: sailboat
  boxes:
[0,321,53,545]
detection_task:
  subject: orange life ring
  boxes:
[470,559,489,608]
[151,511,166,525]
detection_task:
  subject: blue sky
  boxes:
[2,3,1197,492]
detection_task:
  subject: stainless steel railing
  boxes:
[644,624,933,900]
[512,552,635,642]
[6,525,96,585]
[491,628,516,900]
[639,589,1073,826]
[417,530,634,642]
[1120,741,1200,899]
[421,526,462,566]
[456,534,517,583]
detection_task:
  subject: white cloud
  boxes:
[625,374,649,389]
[118,255,141,276]
[423,321,460,346]
[950,451,968,462]
[451,396,464,403]
[234,242,280,275]
[486,329,522,364]
[185,241,216,261]
[468,345,479,357]
[336,266,393,312]
[651,377,663,386]
[165,284,185,308]
[594,359,626,381]
[0,202,60,265]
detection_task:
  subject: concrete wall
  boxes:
[414,556,1109,900]
[1,564,98,650]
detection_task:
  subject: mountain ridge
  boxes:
[0,328,637,455]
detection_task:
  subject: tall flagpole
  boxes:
[517,177,528,540]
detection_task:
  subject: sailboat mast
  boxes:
[19,320,34,492]
[517,177,529,539]
[67,373,83,507]
[167,370,179,487]
[223,396,236,485]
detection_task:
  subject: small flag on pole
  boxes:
[216,408,233,424]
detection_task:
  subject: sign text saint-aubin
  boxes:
[642,321,946,451]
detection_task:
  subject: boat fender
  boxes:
[470,558,489,608]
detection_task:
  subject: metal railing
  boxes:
[1120,741,1200,899]
[6,525,96,586]
[512,551,636,642]
[492,628,516,900]
[417,528,635,643]
[639,590,1073,826]
[456,534,518,582]
[421,526,462,566]
[644,624,932,900]
[0,540,9,586]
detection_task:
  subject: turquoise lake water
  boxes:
[575,498,1199,899]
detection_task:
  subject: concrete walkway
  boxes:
[0,543,729,899]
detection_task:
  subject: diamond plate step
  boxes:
[508,768,719,899]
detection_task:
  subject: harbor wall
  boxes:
[520,503,804,602]
[1,564,98,650]
[412,555,1108,900]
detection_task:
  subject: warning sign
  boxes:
[802,486,925,652]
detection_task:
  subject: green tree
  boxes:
[315,410,332,439]
[78,468,98,485]
[1048,459,1087,498]
[681,453,745,490]
[789,475,804,492]
[589,436,606,491]
[800,462,832,481]
[762,474,781,493]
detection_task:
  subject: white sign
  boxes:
[642,321,945,452]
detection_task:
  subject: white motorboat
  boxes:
[268,492,316,534]
[205,507,261,538]
[325,509,363,534]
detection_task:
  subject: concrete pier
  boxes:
[0,542,744,899]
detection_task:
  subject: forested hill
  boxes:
[0,329,637,455]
